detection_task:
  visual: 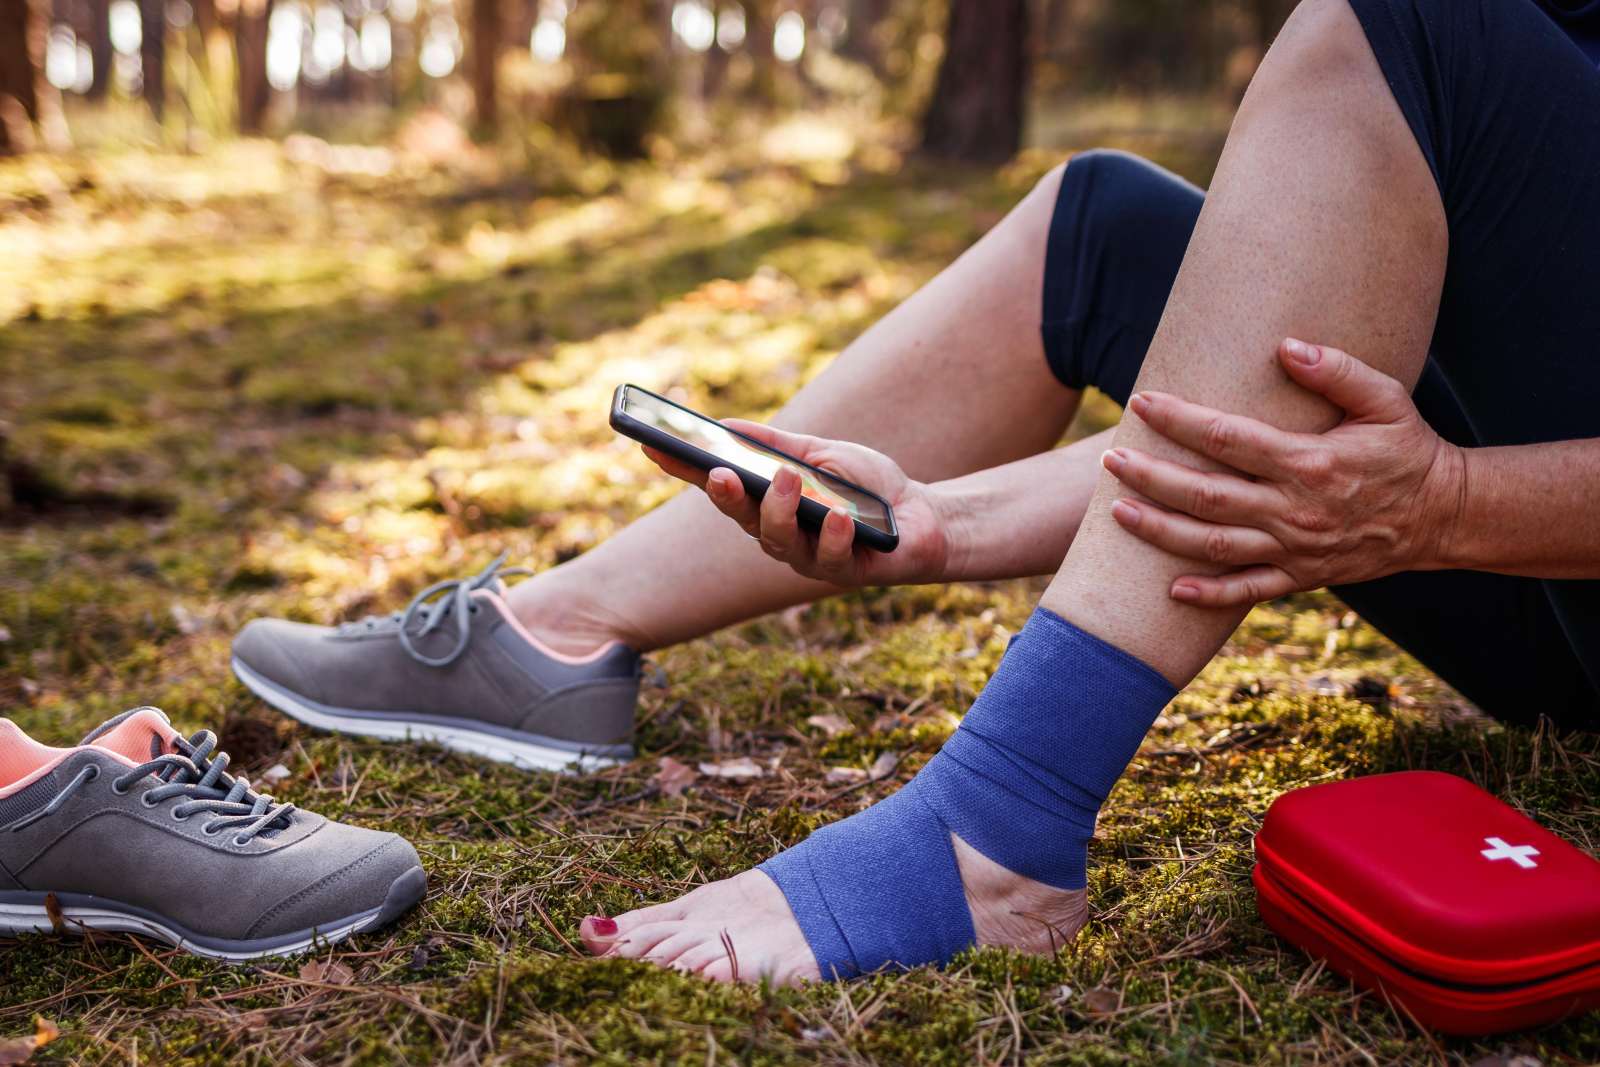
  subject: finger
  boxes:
[722,418,826,461]
[1109,499,1284,566]
[758,466,804,560]
[643,446,710,490]
[1169,566,1299,608]
[812,509,857,582]
[1278,338,1411,421]
[704,468,761,534]
[1127,392,1305,479]
[1101,448,1284,525]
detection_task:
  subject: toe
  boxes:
[614,897,689,931]
[670,939,733,976]
[637,928,710,967]
[607,920,686,960]
[579,915,620,956]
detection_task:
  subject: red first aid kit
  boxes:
[1254,771,1600,1035]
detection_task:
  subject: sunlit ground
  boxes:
[2,109,1596,1064]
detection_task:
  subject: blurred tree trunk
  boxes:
[86,0,113,98]
[189,0,216,79]
[470,0,499,133]
[1248,0,1293,50]
[0,0,58,153]
[743,0,779,104]
[235,0,270,132]
[839,0,888,74]
[139,0,165,119]
[918,0,1027,163]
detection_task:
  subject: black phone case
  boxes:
[610,384,900,552]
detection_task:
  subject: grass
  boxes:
[2,112,1597,1065]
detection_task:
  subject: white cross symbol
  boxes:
[1480,837,1540,869]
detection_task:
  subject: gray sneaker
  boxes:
[230,555,639,772]
[0,707,425,960]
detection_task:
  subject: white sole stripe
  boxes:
[230,658,620,774]
[0,902,380,961]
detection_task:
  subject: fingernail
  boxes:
[1128,393,1151,416]
[1284,338,1321,366]
[828,510,851,530]
[587,916,618,937]
[1171,581,1199,601]
[1100,448,1126,474]
[775,468,797,495]
[1110,500,1139,526]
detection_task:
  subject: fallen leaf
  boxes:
[0,1017,59,1065]
[824,766,867,784]
[870,711,907,733]
[43,894,64,935]
[299,959,354,985]
[805,714,852,737]
[839,643,874,666]
[867,751,901,781]
[1081,987,1120,1015]
[1303,673,1345,696]
[697,757,763,780]
[169,602,201,635]
[653,756,699,797]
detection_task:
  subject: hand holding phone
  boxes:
[613,385,964,588]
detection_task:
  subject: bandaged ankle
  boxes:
[759,608,1175,978]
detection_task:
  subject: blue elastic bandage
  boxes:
[759,608,1176,978]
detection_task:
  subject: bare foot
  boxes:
[579,833,1087,985]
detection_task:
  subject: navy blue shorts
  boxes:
[1039,0,1600,729]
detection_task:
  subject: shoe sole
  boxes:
[231,657,628,774]
[0,865,426,962]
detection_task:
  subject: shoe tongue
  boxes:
[82,707,180,765]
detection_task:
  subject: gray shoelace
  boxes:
[9,715,295,844]
[346,552,530,668]
[114,728,296,844]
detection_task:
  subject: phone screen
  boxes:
[621,387,893,533]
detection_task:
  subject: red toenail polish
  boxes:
[589,916,618,936]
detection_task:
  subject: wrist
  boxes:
[924,480,977,583]
[1414,438,1471,570]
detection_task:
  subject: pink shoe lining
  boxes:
[0,709,178,798]
[472,590,625,664]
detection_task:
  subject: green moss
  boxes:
[2,126,1596,1066]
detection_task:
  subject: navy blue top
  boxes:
[1538,0,1600,64]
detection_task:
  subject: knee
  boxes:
[1052,149,1197,246]
[1245,0,1376,111]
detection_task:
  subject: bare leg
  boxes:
[585,0,1448,982]
[1038,0,1445,677]
[510,168,1079,655]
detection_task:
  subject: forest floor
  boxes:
[1,109,1597,1065]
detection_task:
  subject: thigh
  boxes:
[1348,0,1600,708]
[1347,0,1600,446]
[775,163,1080,483]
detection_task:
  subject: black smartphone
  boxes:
[610,384,899,552]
